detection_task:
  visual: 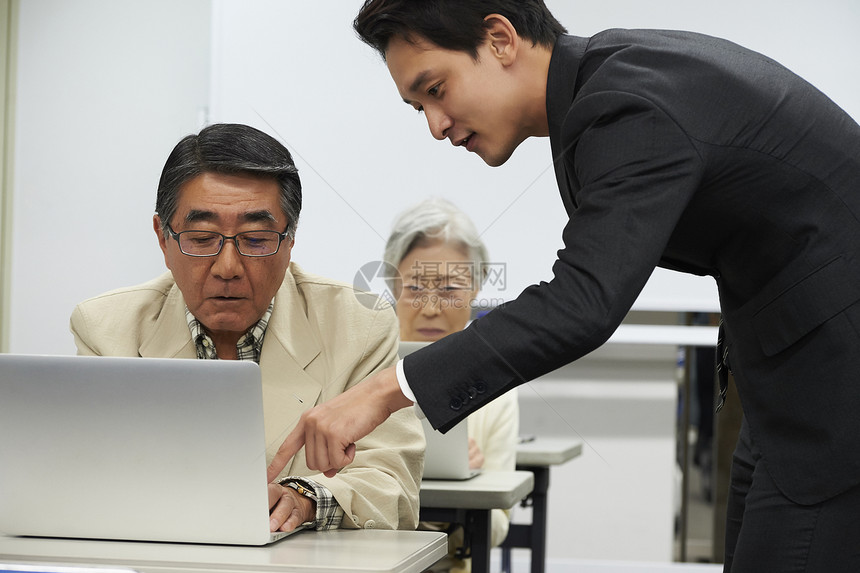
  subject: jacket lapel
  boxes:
[259,269,323,476]
[139,280,196,359]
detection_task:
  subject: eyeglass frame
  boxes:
[166,224,291,258]
[399,281,476,301]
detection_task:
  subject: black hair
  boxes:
[354,0,566,60]
[155,123,301,239]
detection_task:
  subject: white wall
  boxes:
[209,0,860,316]
[209,0,568,315]
[8,1,859,353]
[9,0,210,354]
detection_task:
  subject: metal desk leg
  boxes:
[467,509,492,573]
[501,543,512,573]
[419,507,493,573]
[498,465,550,573]
[528,466,549,573]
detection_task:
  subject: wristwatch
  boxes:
[284,480,318,502]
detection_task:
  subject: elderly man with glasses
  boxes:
[70,123,423,535]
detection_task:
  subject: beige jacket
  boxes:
[70,262,424,530]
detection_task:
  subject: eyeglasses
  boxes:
[400,283,473,301]
[167,224,290,257]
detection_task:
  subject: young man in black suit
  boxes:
[269,2,860,569]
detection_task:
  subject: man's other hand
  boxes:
[268,483,315,532]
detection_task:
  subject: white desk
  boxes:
[419,470,534,573]
[515,437,584,467]
[0,529,447,573]
[501,438,583,573]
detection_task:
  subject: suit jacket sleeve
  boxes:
[406,81,704,431]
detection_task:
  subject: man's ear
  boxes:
[483,14,519,66]
[153,214,171,269]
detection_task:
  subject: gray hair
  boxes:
[383,197,489,286]
[155,123,301,239]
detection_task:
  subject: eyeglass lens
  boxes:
[179,230,281,256]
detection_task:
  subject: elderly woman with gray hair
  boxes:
[384,197,519,573]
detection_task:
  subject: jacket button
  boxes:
[364,519,376,529]
[475,381,487,393]
[450,397,463,411]
[467,387,478,399]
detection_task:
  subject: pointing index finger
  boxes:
[267,422,306,482]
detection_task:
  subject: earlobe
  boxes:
[483,14,518,64]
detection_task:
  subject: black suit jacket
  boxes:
[404,30,860,505]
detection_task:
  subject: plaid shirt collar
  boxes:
[185,301,274,362]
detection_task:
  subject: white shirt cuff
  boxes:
[396,359,424,419]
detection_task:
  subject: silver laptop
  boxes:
[0,353,306,545]
[419,417,480,480]
[399,341,480,481]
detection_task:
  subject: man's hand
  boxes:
[267,365,413,480]
[268,483,315,532]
